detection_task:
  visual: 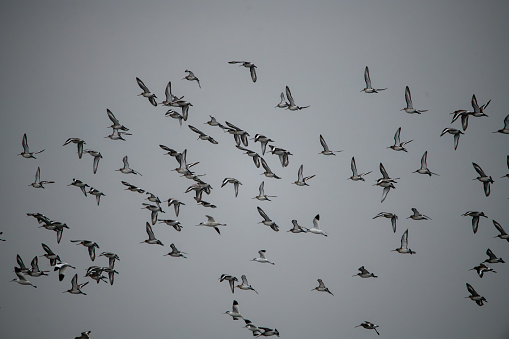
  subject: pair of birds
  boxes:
[287,214,327,236]
[275,85,309,111]
[219,274,258,294]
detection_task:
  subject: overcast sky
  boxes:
[1,1,509,338]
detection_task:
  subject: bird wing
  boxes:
[188,125,205,136]
[297,164,304,181]
[364,66,371,88]
[250,65,257,83]
[35,167,40,182]
[257,207,271,221]
[285,86,295,106]
[466,283,478,296]
[136,77,149,93]
[122,156,129,168]
[107,109,119,125]
[359,266,369,274]
[319,135,329,152]
[401,229,409,249]
[472,163,486,177]
[404,86,413,108]
[312,214,320,230]
[379,163,389,179]
[493,220,507,235]
[420,151,428,169]
[486,248,496,260]
[351,157,358,175]
[394,127,402,145]
[471,94,480,112]
[22,133,29,152]
[42,243,54,255]
[146,222,155,240]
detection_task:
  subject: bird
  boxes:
[407,208,431,220]
[392,229,415,254]
[63,137,86,159]
[251,250,275,265]
[117,155,142,175]
[84,149,103,174]
[121,181,145,194]
[373,212,398,233]
[493,114,509,134]
[141,222,164,245]
[164,243,187,258]
[493,220,509,241]
[253,181,277,201]
[99,252,120,268]
[64,273,88,295]
[353,266,378,278]
[28,255,49,277]
[414,151,438,176]
[11,267,37,288]
[469,263,496,278]
[182,69,201,88]
[221,178,242,197]
[159,218,183,232]
[293,164,315,186]
[219,274,238,293]
[260,158,281,179]
[308,214,327,236]
[106,108,129,132]
[205,115,226,129]
[136,77,157,106]
[450,95,489,131]
[16,254,30,274]
[236,275,258,294]
[228,61,257,82]
[75,331,91,339]
[440,128,463,150]
[236,145,261,168]
[268,145,292,167]
[375,163,398,203]
[257,206,279,231]
[71,240,100,261]
[361,66,387,93]
[462,211,487,234]
[319,134,341,155]
[275,92,288,108]
[472,162,493,196]
[312,279,333,295]
[165,198,185,217]
[104,129,131,141]
[40,243,60,266]
[483,248,504,264]
[0,232,5,241]
[224,300,243,320]
[387,127,412,152]
[165,109,184,127]
[188,125,218,144]
[54,262,76,281]
[142,203,164,225]
[348,157,372,181]
[252,134,274,155]
[68,178,90,196]
[284,86,309,110]
[401,86,427,114]
[102,267,118,285]
[88,188,105,206]
[287,219,309,233]
[243,319,262,337]
[256,327,280,337]
[18,133,44,159]
[355,321,380,335]
[196,215,226,234]
[30,167,54,188]
[225,121,250,147]
[160,81,184,106]
[465,283,487,306]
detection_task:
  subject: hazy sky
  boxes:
[1,1,509,338]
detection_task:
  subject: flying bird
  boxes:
[68,178,90,196]
[141,222,164,245]
[401,86,427,114]
[361,66,387,93]
[64,273,88,295]
[221,178,242,197]
[106,109,129,131]
[373,212,398,233]
[30,167,54,189]
[253,181,277,201]
[312,279,333,295]
[353,266,378,278]
[11,267,37,288]
[71,240,100,261]
[285,85,309,110]
[257,206,279,231]
[63,138,86,159]
[469,263,496,278]
[319,134,342,155]
[136,77,157,106]
[483,248,504,264]
[472,162,493,196]
[117,155,142,175]
[348,157,372,181]
[84,149,103,174]
[492,220,509,241]
[392,229,415,254]
[19,133,44,159]
[224,300,243,320]
[307,214,327,236]
[440,128,463,150]
[462,211,487,234]
[164,243,187,258]
[387,127,412,152]
[407,208,431,220]
[465,283,487,306]
[188,125,218,144]
[414,151,438,176]
[493,114,509,134]
[251,249,275,265]
[236,275,258,294]
[182,69,201,88]
[293,164,315,186]
[287,219,309,233]
[219,274,238,293]
[355,321,380,335]
[88,188,105,206]
[228,61,257,82]
[196,215,226,234]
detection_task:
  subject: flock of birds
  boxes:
[8,61,509,338]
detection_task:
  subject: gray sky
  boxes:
[1,1,509,338]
